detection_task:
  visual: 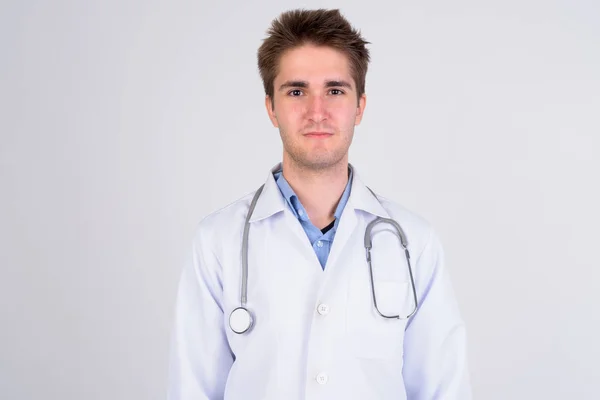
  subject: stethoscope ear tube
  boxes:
[231,185,264,335]
[364,188,417,319]
[364,215,418,320]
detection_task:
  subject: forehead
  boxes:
[275,44,353,85]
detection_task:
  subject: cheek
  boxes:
[278,104,304,126]
[330,104,359,124]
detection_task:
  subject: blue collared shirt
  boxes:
[273,168,353,270]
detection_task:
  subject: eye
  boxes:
[329,88,344,95]
[288,89,303,96]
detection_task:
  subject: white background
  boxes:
[1,1,599,399]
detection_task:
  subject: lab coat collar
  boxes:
[347,164,390,219]
[249,162,389,223]
[248,163,287,223]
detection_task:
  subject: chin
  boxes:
[297,155,345,171]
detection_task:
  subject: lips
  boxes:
[304,132,333,137]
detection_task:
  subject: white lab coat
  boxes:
[168,163,471,400]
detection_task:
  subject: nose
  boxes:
[305,94,327,123]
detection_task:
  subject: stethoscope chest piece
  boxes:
[229,307,253,334]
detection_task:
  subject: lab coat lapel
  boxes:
[347,164,389,219]
[325,164,389,271]
[324,200,357,272]
[250,163,324,272]
[283,206,324,272]
[249,163,286,223]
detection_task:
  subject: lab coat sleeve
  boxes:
[167,225,233,400]
[402,230,472,400]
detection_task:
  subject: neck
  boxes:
[281,155,349,229]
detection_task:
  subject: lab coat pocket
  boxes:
[347,281,409,359]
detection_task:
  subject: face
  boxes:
[265,44,366,172]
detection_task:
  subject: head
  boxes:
[257,9,370,171]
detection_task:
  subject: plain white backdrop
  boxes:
[1,0,599,399]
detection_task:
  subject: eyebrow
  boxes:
[325,80,352,89]
[279,80,308,91]
[278,79,353,91]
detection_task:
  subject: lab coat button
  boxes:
[317,303,330,315]
[316,373,328,385]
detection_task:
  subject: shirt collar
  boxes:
[273,167,353,222]
[249,162,389,223]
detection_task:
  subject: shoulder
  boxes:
[191,189,257,249]
[374,193,442,262]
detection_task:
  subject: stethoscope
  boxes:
[229,177,419,334]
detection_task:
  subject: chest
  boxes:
[220,211,413,360]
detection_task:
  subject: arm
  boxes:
[167,226,233,400]
[403,230,472,400]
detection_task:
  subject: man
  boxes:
[168,8,471,400]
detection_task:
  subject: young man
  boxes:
[168,9,471,400]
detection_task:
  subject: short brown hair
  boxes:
[257,9,370,102]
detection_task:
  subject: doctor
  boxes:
[168,8,471,400]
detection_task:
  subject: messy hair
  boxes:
[257,9,370,103]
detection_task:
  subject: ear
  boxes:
[265,95,278,128]
[354,93,367,126]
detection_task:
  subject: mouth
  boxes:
[304,132,333,138]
